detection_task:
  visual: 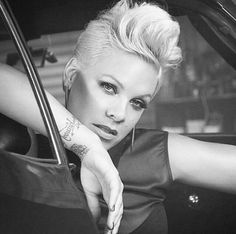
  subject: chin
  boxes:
[101,140,113,150]
[101,138,119,150]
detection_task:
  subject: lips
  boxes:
[93,124,118,137]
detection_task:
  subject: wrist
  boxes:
[70,125,103,162]
[58,115,101,161]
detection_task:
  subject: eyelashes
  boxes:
[99,81,147,111]
[131,99,147,110]
[100,81,117,94]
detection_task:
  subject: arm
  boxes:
[0,63,123,233]
[0,64,99,158]
[168,133,236,194]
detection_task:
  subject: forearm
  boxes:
[0,64,46,134]
[0,63,100,159]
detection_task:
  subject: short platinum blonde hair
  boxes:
[63,0,182,93]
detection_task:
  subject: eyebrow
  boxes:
[137,94,152,100]
[102,74,152,100]
[102,74,124,89]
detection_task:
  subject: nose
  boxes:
[106,99,127,123]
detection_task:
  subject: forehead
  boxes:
[84,49,159,96]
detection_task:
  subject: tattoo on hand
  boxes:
[70,144,89,161]
[59,117,80,142]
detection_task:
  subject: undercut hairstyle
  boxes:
[64,0,182,93]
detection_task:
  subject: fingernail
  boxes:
[109,204,115,212]
[105,222,114,232]
[104,227,111,234]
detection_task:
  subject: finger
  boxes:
[108,178,123,211]
[84,190,101,222]
[106,188,123,232]
[113,193,123,226]
[104,223,114,234]
[111,207,123,234]
[112,215,122,234]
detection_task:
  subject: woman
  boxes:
[1,0,236,233]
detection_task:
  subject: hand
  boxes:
[60,118,123,233]
[81,144,123,234]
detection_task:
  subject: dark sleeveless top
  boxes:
[66,129,172,234]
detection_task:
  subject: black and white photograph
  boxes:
[0,0,236,233]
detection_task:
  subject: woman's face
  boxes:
[68,49,158,149]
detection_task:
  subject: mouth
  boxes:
[93,124,118,140]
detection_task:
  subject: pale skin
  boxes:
[1,48,236,233]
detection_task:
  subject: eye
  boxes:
[130,98,147,111]
[100,81,117,95]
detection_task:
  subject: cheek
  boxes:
[123,111,143,132]
[68,80,108,121]
[68,87,88,117]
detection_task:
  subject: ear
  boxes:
[63,57,79,91]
